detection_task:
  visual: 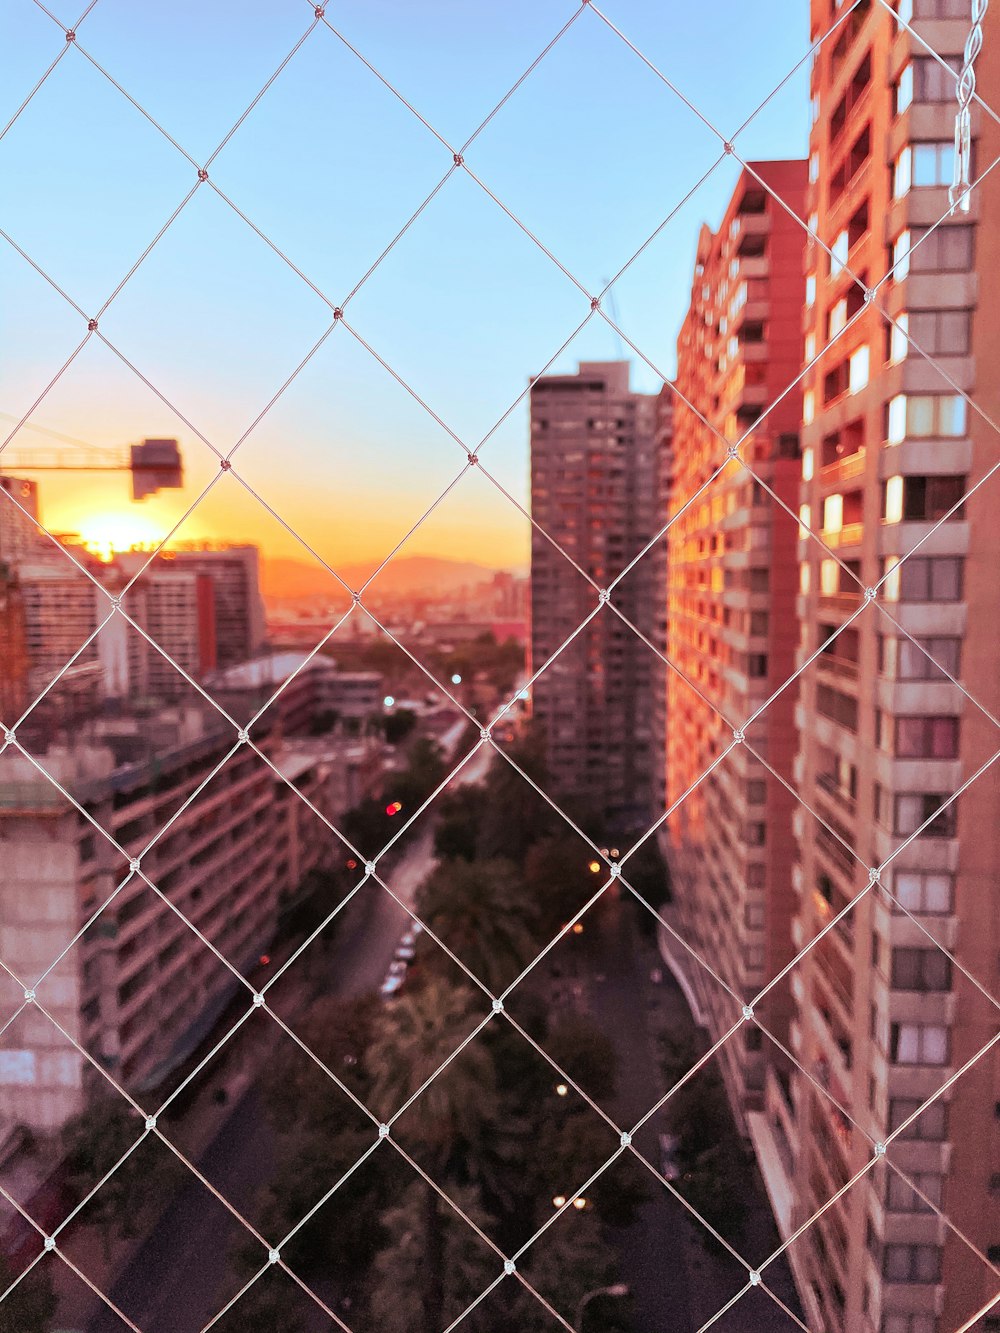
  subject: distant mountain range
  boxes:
[262,554,505,601]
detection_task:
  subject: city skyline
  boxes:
[4,2,1000,1332]
[2,0,810,572]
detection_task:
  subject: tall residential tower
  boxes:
[529,361,662,835]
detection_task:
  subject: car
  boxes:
[388,959,408,977]
[379,973,404,998]
[395,944,416,962]
[400,930,417,949]
[659,1132,681,1181]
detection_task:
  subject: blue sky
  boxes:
[0,0,811,574]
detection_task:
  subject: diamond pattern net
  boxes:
[0,0,999,1330]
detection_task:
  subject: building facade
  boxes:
[752,6,1000,1332]
[529,361,661,835]
[0,706,367,1131]
[663,160,808,1121]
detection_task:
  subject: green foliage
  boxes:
[62,1098,184,1250]
[416,858,538,993]
[367,979,496,1175]
[665,1061,750,1244]
[433,783,484,861]
[393,735,448,810]
[477,732,551,863]
[365,1181,498,1333]
[383,707,417,746]
[523,833,600,936]
[543,1013,618,1105]
[0,1257,57,1333]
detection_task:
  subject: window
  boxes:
[881,556,964,603]
[910,224,975,272]
[831,229,849,275]
[912,142,955,188]
[884,1244,941,1284]
[912,55,961,102]
[894,715,960,758]
[884,475,966,524]
[889,1097,947,1140]
[891,229,912,280]
[886,394,968,441]
[908,308,972,356]
[890,1022,949,1065]
[893,147,912,197]
[803,389,815,425]
[886,1171,943,1213]
[891,947,952,991]
[894,63,914,114]
[881,634,961,680]
[894,792,956,838]
[849,345,870,392]
[883,1313,938,1333]
[805,273,816,306]
[890,313,909,362]
[891,871,954,915]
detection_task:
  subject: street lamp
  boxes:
[575,1283,629,1330]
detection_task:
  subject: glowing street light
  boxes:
[588,860,601,874]
[552,1195,567,1208]
[572,1196,589,1210]
[572,922,584,935]
[555,1083,569,1097]
[383,695,395,708]
[451,673,462,685]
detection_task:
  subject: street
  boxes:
[82,827,437,1333]
[75,737,799,1333]
[578,890,803,1332]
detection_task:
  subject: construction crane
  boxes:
[0,421,183,500]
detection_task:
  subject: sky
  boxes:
[0,0,811,581]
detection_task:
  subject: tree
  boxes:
[383,707,417,746]
[365,1182,500,1333]
[367,981,497,1327]
[0,1257,56,1333]
[433,783,484,862]
[62,1098,184,1259]
[543,1013,618,1105]
[523,833,601,936]
[393,735,448,811]
[477,732,552,863]
[415,858,538,994]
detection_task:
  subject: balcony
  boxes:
[821,521,864,551]
[820,449,867,486]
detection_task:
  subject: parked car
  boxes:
[395,944,416,961]
[659,1132,681,1181]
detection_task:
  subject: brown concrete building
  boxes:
[750,5,1000,1331]
[662,160,808,1122]
[529,361,662,835]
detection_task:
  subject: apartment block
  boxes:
[663,161,808,1122]
[0,706,370,1132]
[753,5,1000,1331]
[529,361,661,835]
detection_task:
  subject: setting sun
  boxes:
[78,511,165,561]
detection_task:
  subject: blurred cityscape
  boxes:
[2,2,1000,1332]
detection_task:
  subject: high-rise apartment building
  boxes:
[529,361,661,834]
[752,7,1000,1332]
[0,707,373,1131]
[155,545,266,668]
[663,161,807,1121]
[0,476,44,564]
